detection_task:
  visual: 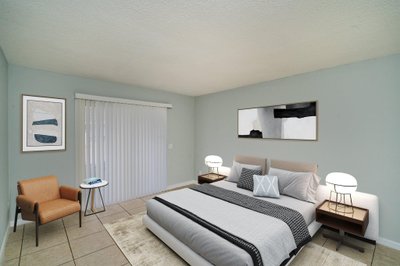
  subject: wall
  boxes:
[195,54,400,243]
[8,65,195,218]
[0,47,9,258]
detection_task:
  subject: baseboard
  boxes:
[9,219,32,227]
[166,180,197,191]
[0,226,10,265]
[378,237,400,251]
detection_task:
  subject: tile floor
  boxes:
[4,193,400,266]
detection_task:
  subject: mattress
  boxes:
[146,181,317,266]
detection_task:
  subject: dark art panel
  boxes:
[238,101,317,140]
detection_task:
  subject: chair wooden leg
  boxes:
[13,205,19,232]
[34,204,39,247]
[78,191,82,227]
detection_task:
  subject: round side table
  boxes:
[79,180,108,216]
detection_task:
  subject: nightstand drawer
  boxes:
[198,173,226,184]
[316,200,369,236]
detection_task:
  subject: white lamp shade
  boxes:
[204,155,223,168]
[326,172,357,194]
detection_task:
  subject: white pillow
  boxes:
[268,167,321,203]
[226,161,262,183]
[253,175,280,198]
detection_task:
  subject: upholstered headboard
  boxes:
[270,159,318,173]
[234,155,267,175]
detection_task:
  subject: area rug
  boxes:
[104,213,366,266]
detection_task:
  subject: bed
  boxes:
[143,156,379,266]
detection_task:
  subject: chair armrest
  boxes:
[60,186,80,201]
[16,195,37,213]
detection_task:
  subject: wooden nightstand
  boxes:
[316,200,369,252]
[198,173,226,184]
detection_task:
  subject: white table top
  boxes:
[80,180,108,189]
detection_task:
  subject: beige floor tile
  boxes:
[24,220,64,236]
[140,194,157,201]
[70,230,114,259]
[98,211,130,225]
[59,261,75,266]
[4,258,19,266]
[126,206,146,215]
[4,239,22,261]
[21,229,68,256]
[7,225,24,242]
[74,245,129,266]
[96,204,125,218]
[19,242,73,266]
[63,211,98,228]
[66,219,104,240]
[323,235,375,265]
[372,244,400,266]
[119,198,146,211]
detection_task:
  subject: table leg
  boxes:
[323,229,364,253]
[91,189,95,212]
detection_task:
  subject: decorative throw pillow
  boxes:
[226,161,262,183]
[253,175,280,198]
[268,167,321,203]
[237,168,262,191]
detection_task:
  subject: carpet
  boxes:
[104,213,366,266]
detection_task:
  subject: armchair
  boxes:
[13,175,82,246]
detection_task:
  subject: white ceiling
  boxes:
[0,1,399,96]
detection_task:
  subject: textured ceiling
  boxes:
[0,1,399,96]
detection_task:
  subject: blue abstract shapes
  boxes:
[32,119,59,126]
[34,134,57,143]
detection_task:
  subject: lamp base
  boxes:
[328,191,355,214]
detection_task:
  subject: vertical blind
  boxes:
[75,97,168,205]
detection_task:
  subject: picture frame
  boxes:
[238,101,318,141]
[22,94,66,152]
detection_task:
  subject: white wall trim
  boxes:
[0,226,10,265]
[378,237,400,251]
[75,93,173,109]
[9,219,32,227]
[166,180,197,191]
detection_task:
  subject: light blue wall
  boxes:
[8,65,195,219]
[0,47,9,254]
[195,54,400,243]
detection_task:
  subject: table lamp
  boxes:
[204,155,223,177]
[326,172,357,214]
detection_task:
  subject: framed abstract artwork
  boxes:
[238,101,317,140]
[22,95,66,152]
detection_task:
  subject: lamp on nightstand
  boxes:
[326,172,358,214]
[204,155,223,176]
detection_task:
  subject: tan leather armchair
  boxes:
[13,175,82,246]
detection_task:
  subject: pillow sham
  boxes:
[237,168,262,191]
[253,175,280,198]
[268,167,321,203]
[226,161,262,183]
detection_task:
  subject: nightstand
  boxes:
[198,173,226,184]
[316,200,369,252]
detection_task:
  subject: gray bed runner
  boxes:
[154,184,311,266]
[191,184,311,247]
[154,196,263,266]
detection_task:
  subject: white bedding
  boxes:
[212,180,316,225]
[147,181,317,266]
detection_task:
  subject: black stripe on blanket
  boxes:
[190,184,311,249]
[153,196,264,266]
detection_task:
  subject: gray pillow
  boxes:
[268,167,321,203]
[226,161,262,183]
[253,175,280,198]
[237,168,262,191]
